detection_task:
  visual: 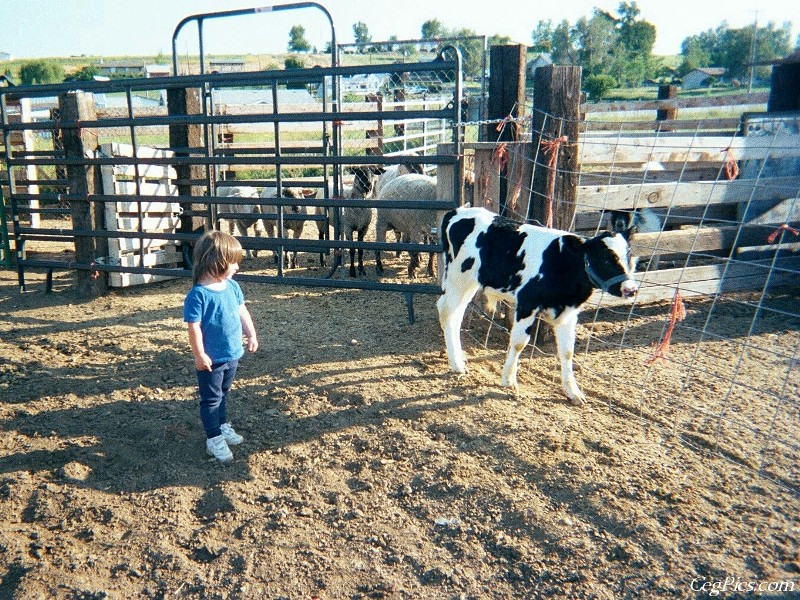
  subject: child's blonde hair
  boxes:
[192,231,242,283]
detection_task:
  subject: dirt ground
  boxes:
[1,249,799,599]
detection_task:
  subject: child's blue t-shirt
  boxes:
[183,279,245,364]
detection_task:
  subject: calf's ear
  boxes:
[560,234,584,256]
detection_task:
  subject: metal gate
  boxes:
[0,5,464,313]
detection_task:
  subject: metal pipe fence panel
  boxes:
[0,55,463,299]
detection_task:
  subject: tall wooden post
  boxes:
[486,45,527,215]
[528,65,581,231]
[59,91,107,297]
[167,87,207,266]
[767,58,800,112]
[393,88,406,153]
[656,84,677,131]
[365,92,384,156]
[485,45,527,143]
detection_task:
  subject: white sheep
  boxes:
[372,162,423,199]
[260,186,315,269]
[215,185,263,259]
[374,173,439,278]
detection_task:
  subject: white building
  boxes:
[682,67,726,90]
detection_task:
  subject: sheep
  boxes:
[607,208,661,237]
[259,186,316,269]
[373,162,424,199]
[215,185,263,259]
[373,162,425,256]
[314,166,379,276]
[374,173,439,278]
[607,207,662,270]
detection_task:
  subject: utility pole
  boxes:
[748,11,758,92]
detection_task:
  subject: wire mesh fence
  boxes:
[456,105,800,492]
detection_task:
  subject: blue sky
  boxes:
[0,0,796,59]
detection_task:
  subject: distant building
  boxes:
[682,67,726,90]
[526,53,553,80]
[209,59,246,73]
[97,61,145,77]
[144,64,170,78]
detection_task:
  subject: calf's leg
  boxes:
[437,279,480,374]
[500,313,537,389]
[552,308,585,405]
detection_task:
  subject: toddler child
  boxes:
[184,231,258,463]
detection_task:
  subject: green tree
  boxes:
[446,27,484,79]
[550,20,577,65]
[288,25,311,53]
[531,20,554,53]
[488,34,513,46]
[421,19,446,40]
[575,12,617,77]
[531,2,658,87]
[680,21,791,81]
[584,74,617,100]
[353,21,371,48]
[284,56,305,69]
[64,65,100,82]
[19,60,64,85]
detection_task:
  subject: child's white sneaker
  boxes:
[220,422,243,446]
[206,435,233,463]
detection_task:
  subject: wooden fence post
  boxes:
[394,88,406,153]
[486,44,527,215]
[486,44,527,142]
[59,91,108,297]
[656,84,677,131]
[528,65,581,230]
[365,92,384,156]
[167,87,207,264]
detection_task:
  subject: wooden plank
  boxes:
[110,271,178,288]
[582,118,742,132]
[110,236,174,253]
[114,247,181,267]
[111,199,181,214]
[582,91,769,114]
[628,224,796,256]
[101,142,175,160]
[576,176,800,211]
[592,255,800,306]
[113,180,178,197]
[111,164,178,181]
[579,133,800,165]
[110,215,180,231]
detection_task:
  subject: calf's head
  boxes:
[583,232,638,298]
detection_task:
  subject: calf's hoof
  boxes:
[566,390,586,406]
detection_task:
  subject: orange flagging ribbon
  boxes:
[722,147,739,180]
[646,290,686,365]
[767,224,800,244]
[540,135,568,228]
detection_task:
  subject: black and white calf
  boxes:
[437,206,638,404]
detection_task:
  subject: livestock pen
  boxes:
[1,19,799,600]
